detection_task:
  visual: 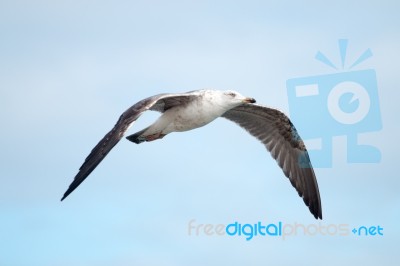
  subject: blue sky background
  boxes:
[1,1,399,265]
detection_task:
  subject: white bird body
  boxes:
[141,90,253,140]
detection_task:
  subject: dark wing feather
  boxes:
[61,92,197,201]
[222,104,322,219]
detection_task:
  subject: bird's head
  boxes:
[221,90,256,106]
[202,90,256,112]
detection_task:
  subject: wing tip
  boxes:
[60,192,69,201]
[310,202,323,220]
[314,211,323,220]
[61,185,76,202]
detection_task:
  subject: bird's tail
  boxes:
[126,127,149,144]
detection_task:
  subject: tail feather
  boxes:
[126,127,149,144]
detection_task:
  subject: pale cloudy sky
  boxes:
[0,1,399,265]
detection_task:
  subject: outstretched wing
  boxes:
[222,104,322,219]
[61,92,198,201]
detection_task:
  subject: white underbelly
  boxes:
[163,100,229,133]
[167,106,217,132]
[143,99,228,137]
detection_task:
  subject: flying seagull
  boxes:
[61,89,322,219]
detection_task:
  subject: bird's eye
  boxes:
[227,92,236,97]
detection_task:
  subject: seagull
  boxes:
[61,89,322,219]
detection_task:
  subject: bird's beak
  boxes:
[243,97,256,104]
